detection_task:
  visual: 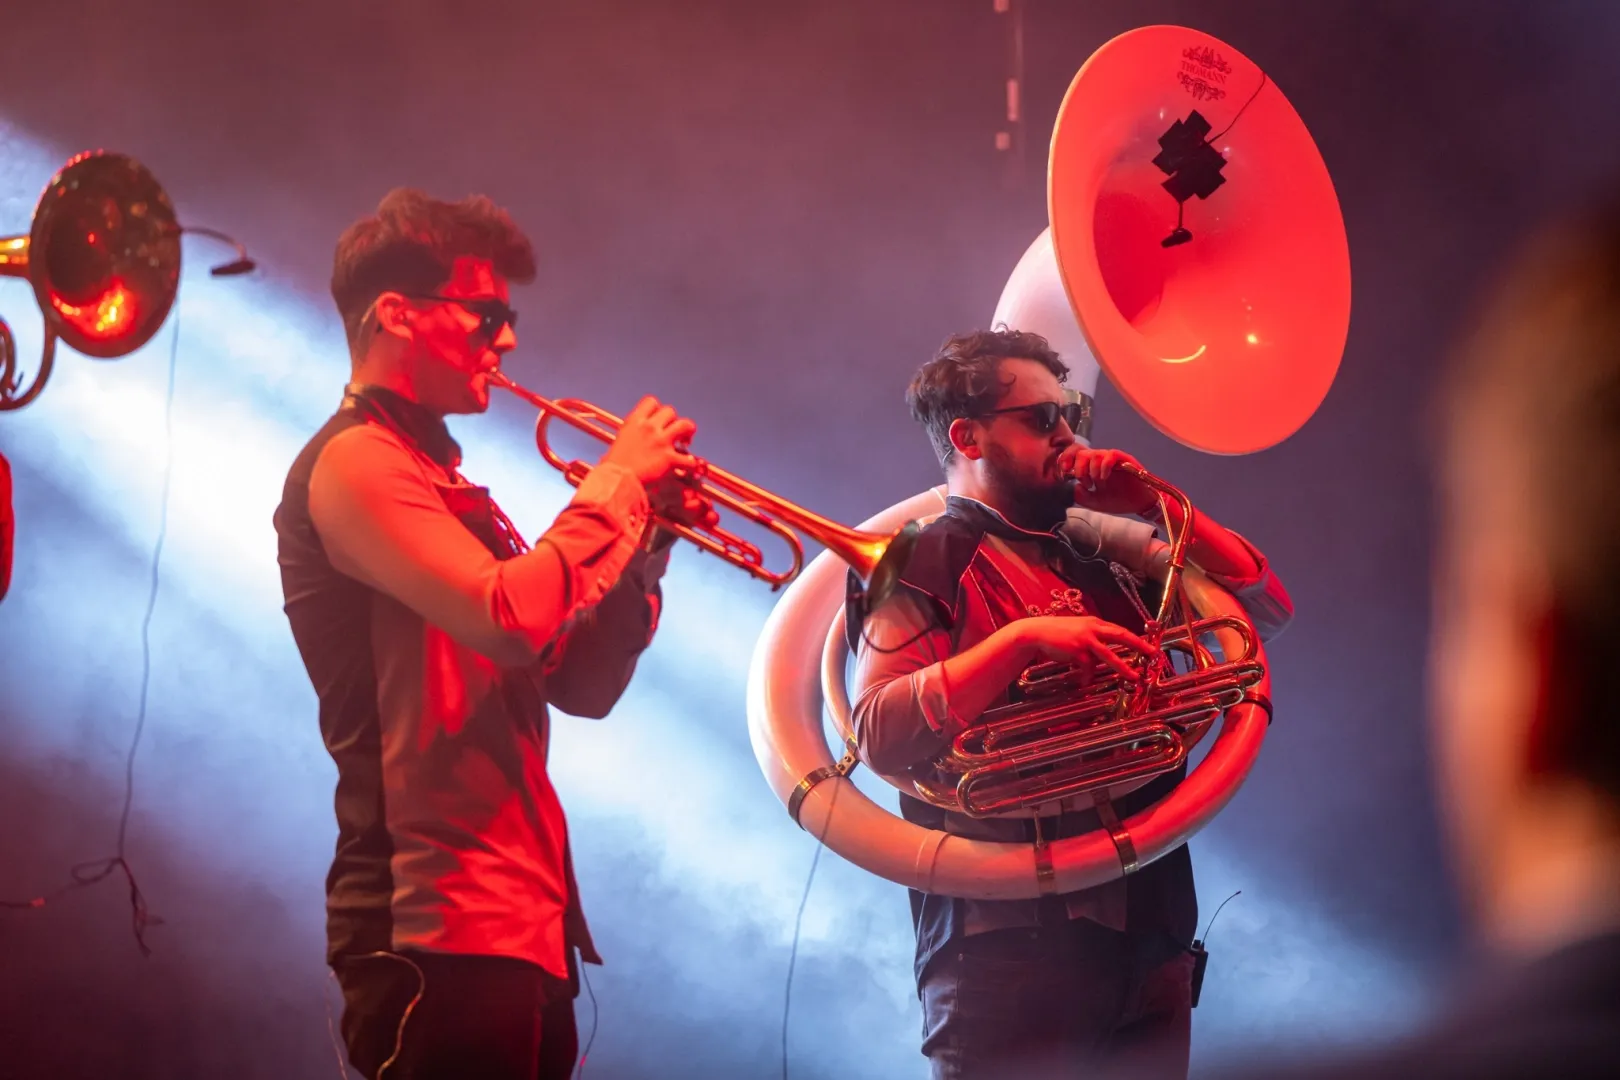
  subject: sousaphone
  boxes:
[746,25,1349,896]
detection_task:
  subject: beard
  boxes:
[981,445,1074,531]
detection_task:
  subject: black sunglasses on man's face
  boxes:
[974,399,1091,437]
[401,293,519,342]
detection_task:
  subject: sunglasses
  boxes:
[974,397,1093,439]
[401,293,519,341]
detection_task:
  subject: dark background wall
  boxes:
[3,2,1619,1077]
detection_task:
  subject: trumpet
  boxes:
[486,371,919,611]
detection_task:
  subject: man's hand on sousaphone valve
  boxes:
[1012,615,1162,692]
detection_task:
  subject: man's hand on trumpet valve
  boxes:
[646,476,720,531]
[598,394,701,487]
[638,480,721,563]
[1059,445,1160,518]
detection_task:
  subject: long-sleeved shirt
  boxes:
[275,386,661,987]
[849,495,1293,980]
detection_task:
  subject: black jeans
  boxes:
[334,951,578,1080]
[919,918,1195,1080]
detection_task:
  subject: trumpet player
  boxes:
[274,189,711,1080]
[850,328,1294,1080]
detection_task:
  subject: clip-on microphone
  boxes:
[1189,889,1241,1008]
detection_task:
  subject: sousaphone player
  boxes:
[749,24,1350,1080]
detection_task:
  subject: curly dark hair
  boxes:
[330,188,537,346]
[905,328,1068,468]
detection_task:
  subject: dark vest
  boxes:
[274,387,593,995]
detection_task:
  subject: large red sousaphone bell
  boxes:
[1047,24,1350,454]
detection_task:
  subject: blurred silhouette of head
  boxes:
[1432,197,1620,955]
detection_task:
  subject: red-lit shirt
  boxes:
[275,386,662,985]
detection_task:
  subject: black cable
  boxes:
[856,585,942,655]
[574,960,600,1079]
[1199,888,1242,945]
[1209,73,1269,143]
[781,780,841,1080]
[325,970,355,1079]
[859,616,938,655]
[0,311,179,952]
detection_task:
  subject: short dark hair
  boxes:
[1445,198,1620,804]
[905,328,1068,468]
[330,188,537,346]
